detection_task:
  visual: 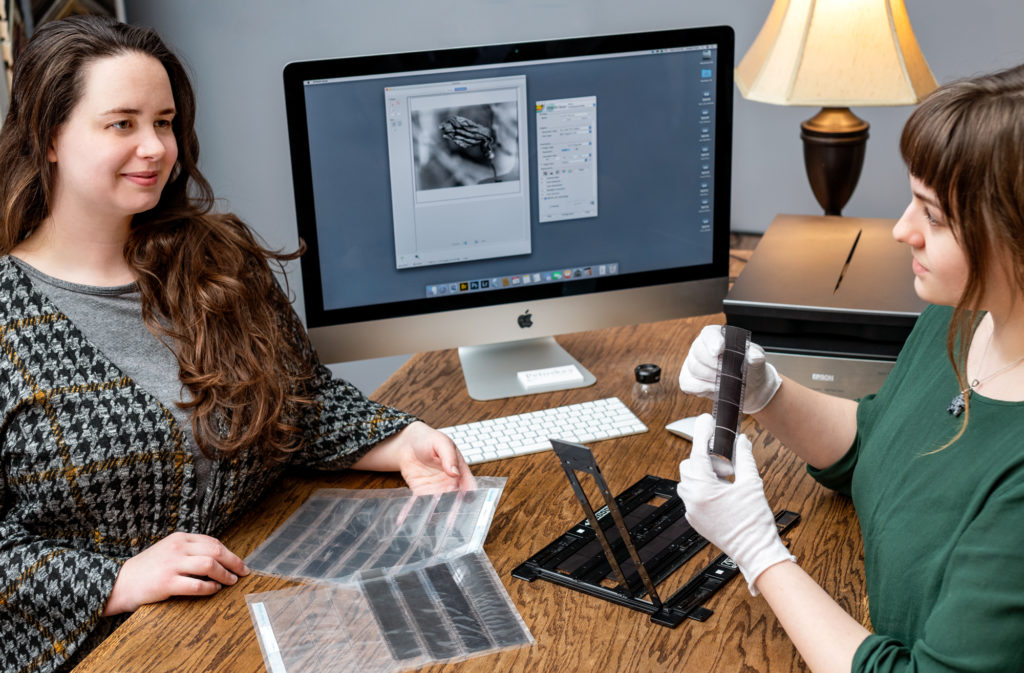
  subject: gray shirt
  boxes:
[11,257,212,491]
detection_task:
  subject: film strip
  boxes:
[709,325,751,480]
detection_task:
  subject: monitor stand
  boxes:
[458,336,596,401]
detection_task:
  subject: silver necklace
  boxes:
[948,340,1024,416]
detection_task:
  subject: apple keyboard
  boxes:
[439,397,648,466]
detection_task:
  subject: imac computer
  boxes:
[283,26,734,400]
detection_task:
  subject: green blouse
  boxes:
[810,304,1024,672]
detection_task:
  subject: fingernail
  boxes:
[229,573,238,583]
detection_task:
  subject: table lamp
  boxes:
[736,0,937,215]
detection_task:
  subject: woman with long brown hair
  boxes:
[0,15,471,672]
[677,64,1024,672]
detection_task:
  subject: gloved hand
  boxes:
[677,414,795,595]
[678,325,782,414]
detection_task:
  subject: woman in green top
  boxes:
[677,64,1024,672]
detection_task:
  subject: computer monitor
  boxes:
[283,26,734,400]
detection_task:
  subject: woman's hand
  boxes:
[679,325,782,414]
[677,413,794,594]
[103,532,250,616]
[355,421,476,494]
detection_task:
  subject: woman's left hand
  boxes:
[677,413,794,594]
[354,421,476,494]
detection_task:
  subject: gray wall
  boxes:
[123,1,1024,392]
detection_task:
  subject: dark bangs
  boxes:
[899,86,972,233]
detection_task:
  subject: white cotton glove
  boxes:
[677,414,795,595]
[678,325,782,414]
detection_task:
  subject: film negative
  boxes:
[709,325,751,480]
[244,480,505,582]
[248,551,534,673]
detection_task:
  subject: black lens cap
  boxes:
[634,363,661,383]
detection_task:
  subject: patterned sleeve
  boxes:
[279,297,418,469]
[0,470,125,673]
[296,361,419,469]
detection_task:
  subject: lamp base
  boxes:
[800,108,869,216]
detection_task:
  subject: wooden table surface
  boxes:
[74,256,867,673]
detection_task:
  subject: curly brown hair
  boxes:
[0,15,317,458]
[900,63,1024,434]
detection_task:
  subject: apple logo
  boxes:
[517,309,533,328]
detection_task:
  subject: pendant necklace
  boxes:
[948,342,1024,416]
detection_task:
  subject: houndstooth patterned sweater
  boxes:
[0,256,417,672]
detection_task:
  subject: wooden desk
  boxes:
[75,290,866,673]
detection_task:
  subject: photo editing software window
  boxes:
[301,44,719,312]
[386,75,532,268]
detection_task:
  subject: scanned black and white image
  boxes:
[412,102,520,190]
[384,76,532,269]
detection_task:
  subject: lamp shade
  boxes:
[736,0,937,106]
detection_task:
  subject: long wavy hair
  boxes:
[899,63,1024,436]
[0,15,317,458]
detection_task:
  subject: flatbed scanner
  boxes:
[724,214,927,399]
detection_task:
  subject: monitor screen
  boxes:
[284,26,734,399]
